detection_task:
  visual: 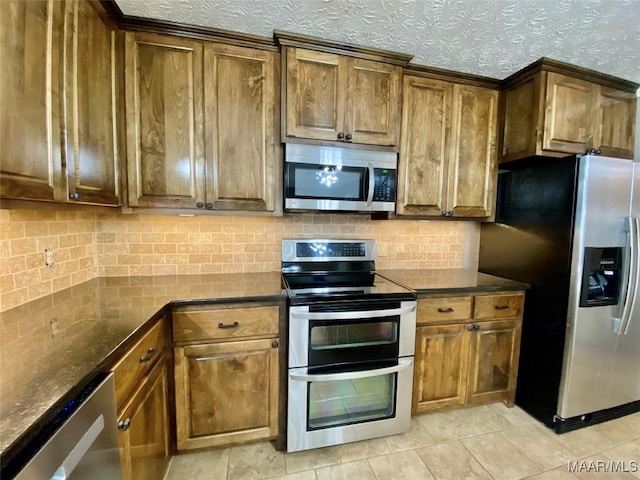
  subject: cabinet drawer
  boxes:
[417,297,472,324]
[173,306,279,343]
[112,318,168,410]
[474,294,524,319]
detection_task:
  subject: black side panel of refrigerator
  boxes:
[479,157,580,427]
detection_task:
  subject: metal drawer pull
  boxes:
[218,321,239,329]
[437,307,454,313]
[147,347,156,355]
[467,323,480,331]
[494,304,510,310]
[139,356,151,363]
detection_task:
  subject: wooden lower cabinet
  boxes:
[174,338,279,450]
[117,355,170,480]
[467,319,521,406]
[413,323,469,413]
[412,293,524,414]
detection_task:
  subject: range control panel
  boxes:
[296,242,366,258]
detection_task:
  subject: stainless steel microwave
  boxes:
[284,144,397,212]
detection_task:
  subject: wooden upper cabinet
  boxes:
[125,32,205,209]
[398,75,497,218]
[596,87,636,159]
[285,48,345,142]
[397,76,450,216]
[543,73,595,154]
[447,84,498,217]
[502,66,637,163]
[0,0,64,201]
[345,58,401,146]
[284,47,401,147]
[204,44,279,212]
[63,1,119,205]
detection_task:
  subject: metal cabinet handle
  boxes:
[206,202,214,209]
[69,193,80,200]
[447,210,454,216]
[291,304,416,321]
[196,202,204,208]
[438,307,454,313]
[290,357,413,382]
[345,133,352,141]
[494,304,510,310]
[218,321,239,329]
[272,341,279,348]
[139,356,151,363]
[118,418,131,431]
[147,347,156,355]
[337,132,344,140]
[467,323,480,331]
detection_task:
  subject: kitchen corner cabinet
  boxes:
[1,0,119,205]
[111,316,171,480]
[502,71,636,162]
[397,75,498,218]
[172,304,280,450]
[412,292,524,414]
[125,33,280,213]
[284,47,402,147]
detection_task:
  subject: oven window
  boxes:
[307,373,396,430]
[310,321,398,350]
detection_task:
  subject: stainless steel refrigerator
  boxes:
[479,154,640,433]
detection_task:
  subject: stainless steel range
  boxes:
[281,239,417,452]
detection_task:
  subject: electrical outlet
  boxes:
[44,247,54,267]
[50,318,59,338]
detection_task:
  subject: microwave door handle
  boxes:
[290,304,416,321]
[366,163,375,207]
[290,357,413,382]
[615,217,639,335]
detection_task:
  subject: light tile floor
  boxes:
[165,403,640,480]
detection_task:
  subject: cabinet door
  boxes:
[542,72,596,154]
[204,44,279,211]
[344,58,401,147]
[447,84,498,217]
[501,75,541,163]
[175,338,279,450]
[285,48,346,142]
[467,319,521,405]
[594,86,636,159]
[63,1,119,205]
[0,0,64,201]
[125,32,205,209]
[397,76,451,216]
[413,324,469,413]
[118,356,170,480]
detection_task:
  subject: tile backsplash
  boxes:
[1,209,469,311]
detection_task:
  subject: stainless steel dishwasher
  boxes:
[14,373,121,479]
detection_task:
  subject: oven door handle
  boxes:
[289,357,413,382]
[290,304,416,321]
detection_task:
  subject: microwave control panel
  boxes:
[373,169,396,202]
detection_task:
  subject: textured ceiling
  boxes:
[116,0,640,84]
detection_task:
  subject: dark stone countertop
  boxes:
[0,272,284,466]
[379,268,529,295]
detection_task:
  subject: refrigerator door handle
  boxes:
[623,217,640,335]
[615,217,639,335]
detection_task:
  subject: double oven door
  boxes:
[287,300,416,452]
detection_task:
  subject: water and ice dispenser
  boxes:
[579,247,623,307]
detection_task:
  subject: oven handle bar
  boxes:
[289,357,413,382]
[290,304,416,321]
